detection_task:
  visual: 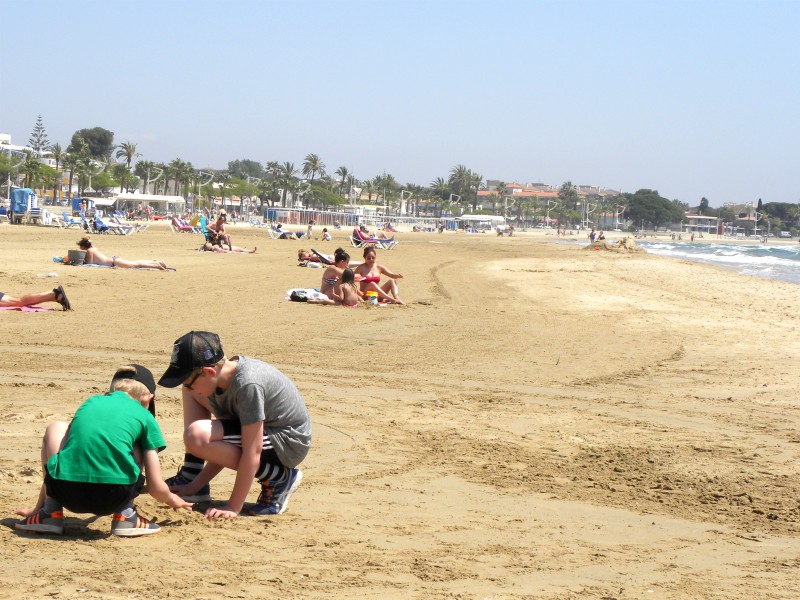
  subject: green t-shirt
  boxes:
[47,391,166,485]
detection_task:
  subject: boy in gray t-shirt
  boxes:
[158,331,311,519]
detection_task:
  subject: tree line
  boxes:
[3,117,798,231]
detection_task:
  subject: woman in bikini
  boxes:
[354,246,404,304]
[319,249,350,298]
[77,237,170,270]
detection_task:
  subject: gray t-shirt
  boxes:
[210,355,311,468]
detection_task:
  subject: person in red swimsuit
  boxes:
[353,246,404,304]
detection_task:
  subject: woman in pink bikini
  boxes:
[354,246,404,305]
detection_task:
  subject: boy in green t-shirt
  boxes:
[14,365,193,537]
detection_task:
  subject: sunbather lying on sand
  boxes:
[201,242,256,254]
[0,286,72,311]
[77,236,170,270]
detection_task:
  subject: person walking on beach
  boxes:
[14,365,193,537]
[159,331,311,520]
[1,286,72,311]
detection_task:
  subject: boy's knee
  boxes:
[183,421,210,452]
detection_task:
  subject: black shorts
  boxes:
[220,419,285,479]
[45,468,144,516]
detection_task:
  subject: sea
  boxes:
[637,240,800,285]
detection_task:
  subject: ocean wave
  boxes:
[638,241,800,284]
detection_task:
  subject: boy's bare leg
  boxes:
[14,421,69,516]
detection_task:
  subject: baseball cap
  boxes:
[158,331,225,388]
[111,364,157,416]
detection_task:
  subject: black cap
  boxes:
[111,364,157,416]
[158,331,224,388]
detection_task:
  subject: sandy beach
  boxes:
[1,221,799,599]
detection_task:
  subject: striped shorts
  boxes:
[220,419,285,480]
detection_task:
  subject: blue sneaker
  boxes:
[165,472,212,502]
[249,469,303,516]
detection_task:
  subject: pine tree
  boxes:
[28,115,49,153]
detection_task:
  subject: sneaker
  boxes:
[15,509,64,535]
[165,473,212,502]
[249,469,303,516]
[111,512,161,537]
[53,285,72,311]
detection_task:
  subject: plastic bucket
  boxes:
[67,249,86,266]
[365,290,379,305]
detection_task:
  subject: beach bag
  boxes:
[290,290,308,302]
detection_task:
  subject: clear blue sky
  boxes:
[3,0,798,207]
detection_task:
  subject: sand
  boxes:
[1,222,799,599]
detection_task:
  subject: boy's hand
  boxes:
[167,494,194,512]
[204,506,239,520]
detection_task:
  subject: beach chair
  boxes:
[0,213,8,224]
[92,213,133,235]
[350,228,398,250]
[269,225,304,240]
[24,207,43,225]
[61,212,83,229]
[171,217,193,233]
[249,217,267,228]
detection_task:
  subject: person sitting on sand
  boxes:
[77,236,170,270]
[353,246,404,305]
[14,365,193,537]
[322,228,331,241]
[308,268,363,307]
[1,286,72,311]
[332,268,362,307]
[208,210,233,250]
[201,242,256,254]
[319,249,350,298]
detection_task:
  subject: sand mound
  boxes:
[583,236,646,252]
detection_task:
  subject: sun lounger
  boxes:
[350,229,398,250]
[268,226,305,240]
[61,212,83,229]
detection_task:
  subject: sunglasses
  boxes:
[183,369,203,390]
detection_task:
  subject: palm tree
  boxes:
[448,164,470,203]
[361,178,376,203]
[168,159,188,196]
[346,174,357,203]
[430,177,450,215]
[279,162,297,207]
[495,181,507,215]
[21,151,42,189]
[334,166,350,197]
[301,154,326,208]
[134,160,156,194]
[469,171,483,212]
[115,141,140,169]
[47,143,64,203]
[265,161,281,205]
[62,153,79,200]
[216,173,231,207]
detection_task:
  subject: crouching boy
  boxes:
[158,331,311,520]
[15,365,193,536]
